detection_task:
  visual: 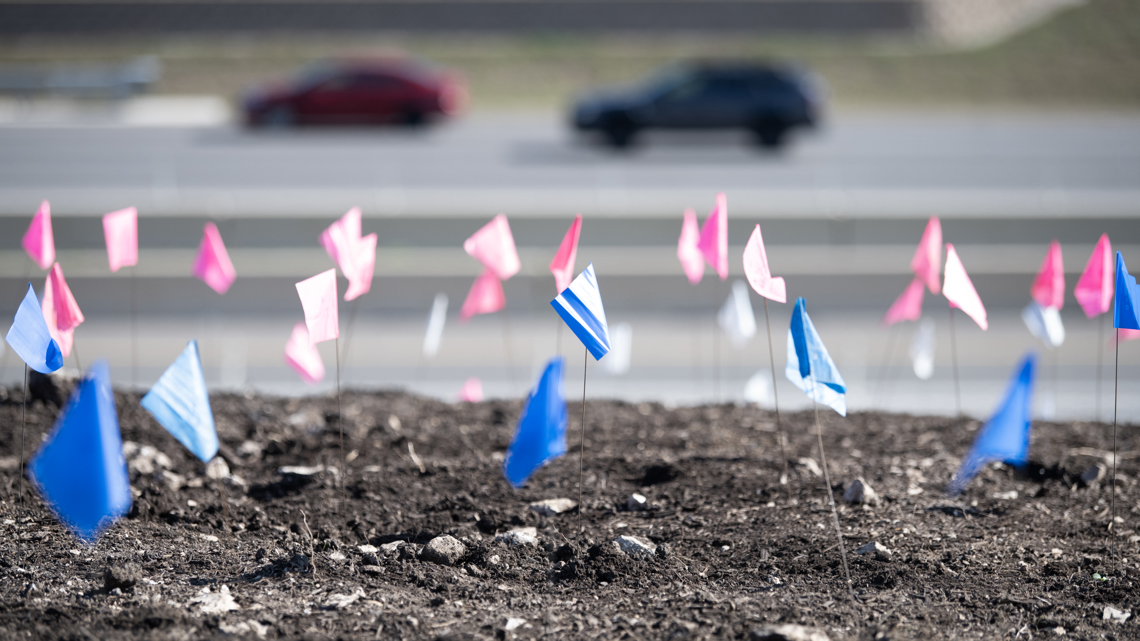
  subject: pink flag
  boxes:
[47,263,84,332]
[696,193,728,280]
[549,214,582,293]
[284,322,325,384]
[192,222,237,295]
[459,269,505,322]
[320,206,375,301]
[742,224,786,303]
[295,269,339,345]
[344,233,377,302]
[41,272,75,358]
[1031,240,1064,310]
[464,214,521,281]
[1074,234,1113,318]
[677,208,704,285]
[102,207,138,273]
[22,200,55,270]
[910,216,942,295]
[458,377,484,402]
[882,278,925,326]
[319,207,363,271]
[943,243,987,330]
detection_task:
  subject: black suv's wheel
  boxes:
[601,114,638,148]
[752,118,789,150]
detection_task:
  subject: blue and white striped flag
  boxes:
[551,263,610,360]
[786,297,847,416]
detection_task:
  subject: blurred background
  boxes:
[0,0,1138,420]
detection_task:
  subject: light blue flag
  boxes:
[141,340,219,463]
[947,353,1036,496]
[551,263,611,360]
[503,357,568,488]
[1114,252,1140,331]
[786,297,847,416]
[5,283,62,374]
[28,361,131,542]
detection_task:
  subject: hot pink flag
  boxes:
[192,222,237,295]
[943,243,987,330]
[47,263,84,332]
[458,377,484,402]
[284,322,325,384]
[696,193,728,280]
[320,206,374,301]
[677,208,704,285]
[882,278,925,326]
[1074,233,1113,318]
[549,214,582,293]
[344,233,377,302]
[742,224,786,303]
[1031,240,1065,310]
[910,216,942,295]
[459,269,505,322]
[22,200,55,270]
[295,269,339,345]
[41,271,75,358]
[464,214,521,281]
[102,207,138,272]
[320,207,363,269]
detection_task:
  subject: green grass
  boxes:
[1,0,1138,109]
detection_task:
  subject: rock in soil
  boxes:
[1081,463,1106,485]
[627,493,648,511]
[420,535,467,566]
[843,477,880,505]
[750,624,831,641]
[1103,606,1131,623]
[528,498,577,516]
[103,563,140,592]
[614,535,656,559]
[495,527,538,546]
[855,541,893,561]
[190,585,240,614]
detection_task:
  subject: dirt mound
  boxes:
[0,387,1136,639]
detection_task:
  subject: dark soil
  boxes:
[0,379,1138,640]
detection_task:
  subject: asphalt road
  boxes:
[0,109,1137,421]
[0,109,1138,219]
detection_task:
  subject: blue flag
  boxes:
[551,263,611,360]
[503,357,568,488]
[1114,252,1140,331]
[947,353,1036,496]
[28,361,131,542]
[5,283,62,374]
[786,297,847,416]
[141,340,219,463]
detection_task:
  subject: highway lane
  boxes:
[0,110,1139,218]
[0,109,1138,420]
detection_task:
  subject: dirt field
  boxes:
[0,378,1137,640]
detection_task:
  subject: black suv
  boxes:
[572,61,823,149]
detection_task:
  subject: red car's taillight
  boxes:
[438,78,467,116]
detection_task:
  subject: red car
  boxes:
[242,58,465,127]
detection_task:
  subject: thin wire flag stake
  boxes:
[577,347,588,538]
[762,298,789,494]
[785,298,855,603]
[812,395,855,603]
[1109,250,1140,574]
[948,305,961,417]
